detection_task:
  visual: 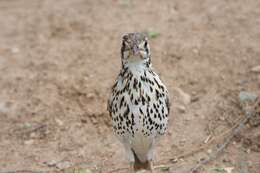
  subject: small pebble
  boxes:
[179,139,186,146]
[251,65,260,73]
[176,105,186,113]
[224,167,234,173]
[239,91,257,103]
[248,160,253,167]
[24,139,34,145]
[0,102,9,113]
[191,96,199,102]
[87,93,95,100]
[175,88,191,105]
[219,116,225,121]
[222,158,231,163]
[11,47,20,54]
[56,160,70,169]
[44,160,57,167]
[55,118,64,126]
[192,48,199,54]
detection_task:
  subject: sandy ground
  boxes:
[0,0,259,173]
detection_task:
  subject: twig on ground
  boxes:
[24,124,47,135]
[108,167,128,173]
[187,110,254,173]
[157,114,245,165]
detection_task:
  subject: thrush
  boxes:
[107,33,170,173]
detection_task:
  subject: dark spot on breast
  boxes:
[155,89,160,100]
[119,96,125,108]
[150,86,153,92]
[139,108,143,114]
[123,105,130,118]
[141,96,145,105]
[133,78,138,90]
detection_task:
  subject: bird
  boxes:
[107,33,170,173]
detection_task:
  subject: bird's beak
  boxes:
[132,45,139,56]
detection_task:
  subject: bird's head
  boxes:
[121,33,151,68]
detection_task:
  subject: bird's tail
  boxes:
[132,149,150,171]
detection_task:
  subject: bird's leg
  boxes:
[148,160,154,173]
[129,162,135,173]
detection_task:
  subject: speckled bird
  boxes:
[107,33,170,173]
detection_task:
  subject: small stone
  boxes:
[179,158,184,162]
[86,93,95,100]
[56,160,70,169]
[248,160,253,167]
[169,53,182,60]
[184,114,193,121]
[224,167,234,173]
[161,166,170,172]
[191,96,199,102]
[239,91,257,103]
[23,122,32,129]
[179,139,186,146]
[24,139,34,145]
[43,160,57,167]
[55,118,63,126]
[192,48,199,54]
[170,158,178,163]
[74,168,92,173]
[30,132,36,138]
[0,102,9,113]
[175,88,191,105]
[91,117,98,125]
[176,105,186,113]
[207,149,212,154]
[194,113,199,117]
[167,131,172,136]
[222,158,231,163]
[196,113,205,119]
[199,157,206,162]
[11,47,19,54]
[251,65,260,73]
[81,119,87,123]
[219,116,225,121]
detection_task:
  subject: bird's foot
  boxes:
[148,160,153,173]
[130,162,135,173]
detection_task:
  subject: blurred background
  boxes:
[0,0,259,172]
